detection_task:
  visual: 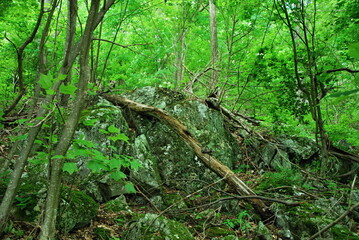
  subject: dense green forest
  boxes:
[0,0,358,239]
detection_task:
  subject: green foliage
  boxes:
[3,222,25,238]
[233,164,251,174]
[222,210,252,232]
[256,168,303,191]
[348,42,359,59]
[59,123,141,194]
[14,194,37,210]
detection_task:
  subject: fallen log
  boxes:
[102,94,271,219]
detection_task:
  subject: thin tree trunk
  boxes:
[3,0,45,116]
[174,29,186,88]
[0,0,114,233]
[39,1,115,238]
[209,0,219,91]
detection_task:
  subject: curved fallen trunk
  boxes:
[102,94,271,219]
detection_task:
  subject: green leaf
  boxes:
[354,75,359,87]
[124,182,136,193]
[329,89,359,98]
[83,119,97,126]
[60,83,77,96]
[34,139,44,145]
[46,89,56,95]
[130,159,141,171]
[63,162,78,175]
[108,124,120,133]
[51,155,65,159]
[109,158,122,170]
[11,134,28,142]
[38,74,54,90]
[16,118,28,124]
[99,129,108,134]
[75,138,96,148]
[87,160,105,172]
[58,74,67,81]
[348,42,359,59]
[109,133,129,142]
[110,171,126,181]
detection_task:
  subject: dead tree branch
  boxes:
[102,94,272,219]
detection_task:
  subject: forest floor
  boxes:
[3,172,279,240]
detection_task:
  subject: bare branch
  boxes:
[307,202,359,240]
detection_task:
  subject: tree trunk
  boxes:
[102,94,271,219]
[3,0,45,117]
[174,29,186,88]
[209,0,219,91]
[0,0,115,235]
[38,0,114,238]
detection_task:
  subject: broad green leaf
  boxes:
[60,83,77,96]
[130,160,142,171]
[63,162,78,175]
[39,74,54,90]
[108,124,120,133]
[34,139,44,145]
[348,43,359,59]
[51,155,65,159]
[11,134,28,142]
[58,74,67,81]
[99,129,108,134]
[109,158,122,170]
[46,89,56,95]
[109,133,129,142]
[16,118,28,124]
[87,160,105,172]
[124,182,136,193]
[75,138,95,148]
[110,171,126,181]
[29,152,48,165]
[83,119,97,126]
[92,149,107,161]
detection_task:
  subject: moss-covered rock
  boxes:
[58,187,98,233]
[271,201,359,240]
[124,87,242,193]
[206,226,235,238]
[105,195,131,212]
[126,213,194,240]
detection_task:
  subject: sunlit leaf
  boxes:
[63,162,78,175]
[87,160,105,172]
[58,74,67,81]
[110,171,126,181]
[109,158,122,170]
[348,42,359,59]
[109,133,129,142]
[124,182,136,193]
[38,74,54,90]
[46,89,56,95]
[60,83,77,96]
[108,124,120,133]
[130,159,142,171]
[83,119,97,126]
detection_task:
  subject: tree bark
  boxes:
[3,0,45,116]
[102,94,271,219]
[38,0,113,239]
[209,0,219,91]
[0,0,115,235]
